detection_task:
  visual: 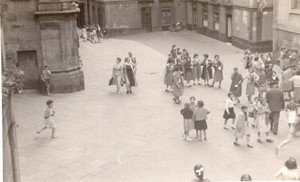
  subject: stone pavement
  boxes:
[13,31,300,181]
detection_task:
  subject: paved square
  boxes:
[13,31,300,181]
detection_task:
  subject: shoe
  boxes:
[51,136,58,139]
[252,124,255,128]
[198,83,202,85]
[186,137,193,141]
[204,138,207,141]
[223,127,229,130]
[130,90,132,94]
[126,91,129,94]
[165,90,170,92]
[257,139,263,143]
[231,126,235,130]
[247,144,253,148]
[273,133,277,135]
[266,139,273,143]
[218,86,221,89]
[198,138,202,141]
[233,142,240,146]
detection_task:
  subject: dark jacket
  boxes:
[266,88,285,112]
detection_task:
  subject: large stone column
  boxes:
[35,0,84,93]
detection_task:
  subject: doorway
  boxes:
[192,7,198,31]
[17,51,39,89]
[141,7,152,32]
[77,3,85,28]
[226,14,232,41]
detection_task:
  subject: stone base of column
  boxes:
[49,70,85,93]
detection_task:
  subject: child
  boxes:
[275,157,299,180]
[192,164,210,182]
[285,99,298,129]
[180,103,194,141]
[250,97,260,128]
[190,96,197,111]
[223,92,236,130]
[234,105,253,148]
[193,100,210,141]
[256,98,273,143]
[36,100,57,139]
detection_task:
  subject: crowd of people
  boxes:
[81,24,109,43]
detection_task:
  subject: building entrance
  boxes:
[141,7,152,32]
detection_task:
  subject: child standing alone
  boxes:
[37,100,57,139]
[193,100,210,141]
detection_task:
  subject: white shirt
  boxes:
[225,98,234,112]
[275,167,300,180]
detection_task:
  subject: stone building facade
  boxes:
[2,0,84,93]
[273,0,300,59]
[80,0,273,51]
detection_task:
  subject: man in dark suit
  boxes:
[266,84,285,135]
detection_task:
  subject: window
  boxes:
[290,0,300,14]
[162,8,171,25]
[213,13,219,30]
[193,7,198,25]
[203,11,208,27]
[291,0,300,9]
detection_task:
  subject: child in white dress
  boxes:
[36,100,57,139]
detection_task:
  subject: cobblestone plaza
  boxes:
[12,31,300,181]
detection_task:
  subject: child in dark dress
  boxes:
[193,100,210,141]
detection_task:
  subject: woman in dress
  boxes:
[223,92,236,130]
[256,98,273,143]
[123,58,136,94]
[180,102,194,141]
[164,60,175,92]
[281,66,295,100]
[257,69,267,98]
[289,70,300,104]
[184,56,193,87]
[112,57,123,94]
[192,54,201,85]
[285,99,298,129]
[229,67,243,103]
[201,54,213,86]
[172,66,184,104]
[244,68,259,103]
[14,63,25,94]
[234,105,253,148]
[41,65,52,96]
[252,54,264,76]
[211,55,223,88]
[36,100,57,139]
[268,71,279,87]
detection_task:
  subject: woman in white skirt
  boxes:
[180,102,195,141]
[256,98,273,143]
[289,70,300,104]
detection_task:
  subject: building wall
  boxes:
[2,0,43,73]
[273,0,300,58]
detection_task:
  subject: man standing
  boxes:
[266,84,285,135]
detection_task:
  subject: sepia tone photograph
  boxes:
[1,0,300,181]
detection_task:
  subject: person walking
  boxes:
[229,67,243,103]
[244,68,259,103]
[256,98,273,143]
[41,65,52,96]
[233,105,253,148]
[289,70,300,104]
[192,54,201,85]
[123,58,136,94]
[211,55,223,88]
[36,100,57,139]
[223,92,236,130]
[112,57,123,94]
[164,60,175,92]
[193,100,210,141]
[180,102,195,141]
[172,66,184,104]
[266,84,285,135]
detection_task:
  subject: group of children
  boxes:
[81,24,109,43]
[180,97,210,141]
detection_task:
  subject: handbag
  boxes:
[120,77,126,86]
[108,77,113,86]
